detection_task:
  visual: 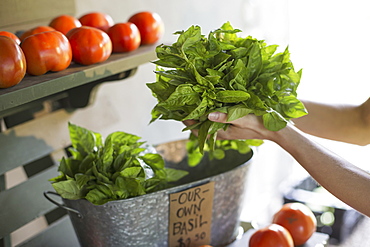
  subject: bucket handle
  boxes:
[43,191,83,218]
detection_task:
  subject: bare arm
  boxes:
[273,125,370,217]
[294,98,370,146]
[207,112,370,217]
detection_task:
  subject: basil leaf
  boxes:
[175,25,203,56]
[187,150,203,167]
[75,173,94,189]
[120,167,142,178]
[182,97,209,120]
[226,104,253,122]
[68,122,97,157]
[164,168,189,182]
[216,90,250,103]
[140,153,165,170]
[52,180,81,200]
[85,187,111,205]
[159,84,200,110]
[262,111,287,131]
[198,120,213,154]
[246,42,263,80]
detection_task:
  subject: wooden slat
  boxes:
[0,0,76,32]
[11,217,48,247]
[0,174,11,247]
[1,236,11,247]
[17,216,79,247]
[0,167,59,237]
[0,100,122,175]
[0,131,54,176]
[0,174,5,191]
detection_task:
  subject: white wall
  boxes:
[289,0,370,104]
[288,0,370,172]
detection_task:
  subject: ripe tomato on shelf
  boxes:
[0,36,26,88]
[272,203,317,246]
[128,11,164,45]
[66,26,112,65]
[79,12,114,32]
[0,31,21,45]
[19,26,56,42]
[249,224,294,247]
[107,22,141,53]
[20,31,72,76]
[49,15,82,35]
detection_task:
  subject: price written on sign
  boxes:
[169,182,215,247]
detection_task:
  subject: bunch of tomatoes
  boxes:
[249,202,317,247]
[197,202,317,247]
[0,11,164,89]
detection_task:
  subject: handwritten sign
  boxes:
[169,182,215,247]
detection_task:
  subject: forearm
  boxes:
[207,111,370,216]
[272,125,370,217]
[293,98,370,145]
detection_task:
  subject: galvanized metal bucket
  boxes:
[45,140,254,247]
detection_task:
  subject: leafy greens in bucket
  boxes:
[147,22,307,154]
[50,123,188,205]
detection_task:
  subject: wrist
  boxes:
[268,123,297,147]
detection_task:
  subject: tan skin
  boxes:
[184,97,370,217]
[294,98,370,146]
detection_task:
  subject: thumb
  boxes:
[208,112,228,123]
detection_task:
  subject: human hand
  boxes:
[206,112,277,141]
[183,112,284,142]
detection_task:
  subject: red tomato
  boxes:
[19,26,56,41]
[20,31,72,76]
[272,203,317,246]
[0,31,21,45]
[107,22,141,53]
[128,11,164,45]
[49,15,82,35]
[249,224,294,247]
[66,26,112,65]
[79,12,114,32]
[0,36,26,88]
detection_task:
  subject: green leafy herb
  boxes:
[147,22,307,155]
[50,123,188,205]
[185,133,263,167]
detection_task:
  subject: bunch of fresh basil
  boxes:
[50,123,188,205]
[147,22,307,154]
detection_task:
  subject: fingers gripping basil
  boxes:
[148,22,307,155]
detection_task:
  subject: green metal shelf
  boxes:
[0,44,157,117]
